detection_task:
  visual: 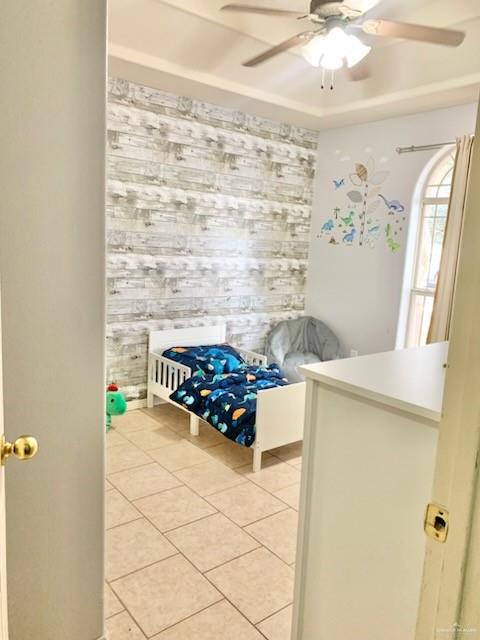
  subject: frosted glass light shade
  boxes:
[345,33,371,68]
[302,28,371,70]
[301,35,326,67]
[321,51,344,71]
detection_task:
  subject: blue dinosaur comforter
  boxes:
[169,364,289,447]
[162,344,245,376]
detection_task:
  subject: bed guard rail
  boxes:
[235,347,267,367]
[149,353,192,392]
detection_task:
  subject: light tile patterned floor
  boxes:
[105,405,302,640]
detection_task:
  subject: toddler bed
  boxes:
[147,325,305,472]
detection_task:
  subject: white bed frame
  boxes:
[147,324,305,472]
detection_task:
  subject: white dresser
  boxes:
[292,343,447,640]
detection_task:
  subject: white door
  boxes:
[0,289,8,640]
[0,285,39,640]
[415,107,480,637]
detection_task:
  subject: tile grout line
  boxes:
[163,530,263,575]
[121,504,265,579]
[136,483,297,615]
[110,515,263,638]
[106,459,157,476]
[108,551,180,586]
[107,487,223,537]
[169,546,286,638]
[145,599,256,639]
[107,409,299,637]
[107,473,286,632]
[105,513,143,532]
[110,492,295,635]
[153,510,219,535]
[111,417,300,570]
[255,601,294,626]
[138,497,295,578]
[109,482,184,504]
[203,494,292,528]
[202,547,295,630]
[105,589,148,638]
[161,469,297,571]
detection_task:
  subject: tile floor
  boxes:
[105,403,302,640]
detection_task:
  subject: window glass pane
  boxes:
[423,204,437,217]
[415,217,435,289]
[420,295,434,345]
[407,293,435,348]
[423,204,448,218]
[423,152,455,199]
[428,153,455,185]
[427,218,446,288]
[435,204,449,217]
[406,151,455,347]
[436,184,452,198]
[425,184,452,199]
[415,215,447,290]
[407,294,422,347]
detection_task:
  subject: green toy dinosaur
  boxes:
[106,383,127,432]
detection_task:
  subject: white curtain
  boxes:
[428,135,475,343]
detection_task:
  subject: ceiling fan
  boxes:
[220,1,466,86]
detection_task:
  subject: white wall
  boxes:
[0,2,106,639]
[306,103,478,356]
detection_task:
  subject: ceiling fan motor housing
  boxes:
[310,0,346,18]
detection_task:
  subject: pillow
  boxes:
[162,344,245,376]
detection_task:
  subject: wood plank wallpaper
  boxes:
[107,77,318,400]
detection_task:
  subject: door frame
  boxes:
[415,104,480,638]
[0,285,8,640]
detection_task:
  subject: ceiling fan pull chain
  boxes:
[330,70,335,90]
[321,67,326,90]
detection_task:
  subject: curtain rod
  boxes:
[396,141,456,155]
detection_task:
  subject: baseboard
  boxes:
[126,398,147,411]
[126,397,166,411]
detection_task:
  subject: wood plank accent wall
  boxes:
[107,77,318,400]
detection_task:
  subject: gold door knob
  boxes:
[1,435,39,465]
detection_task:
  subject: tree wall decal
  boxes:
[318,156,406,252]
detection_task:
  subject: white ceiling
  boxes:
[108,0,480,130]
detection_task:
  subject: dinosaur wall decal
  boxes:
[321,219,334,233]
[379,194,405,213]
[318,156,407,253]
[341,211,355,226]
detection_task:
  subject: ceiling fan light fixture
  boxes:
[302,27,371,70]
[320,50,344,71]
[344,34,371,68]
[301,35,326,67]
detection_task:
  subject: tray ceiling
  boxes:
[109,0,480,129]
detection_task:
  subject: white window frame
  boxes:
[396,148,455,349]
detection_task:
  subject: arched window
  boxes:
[404,151,456,347]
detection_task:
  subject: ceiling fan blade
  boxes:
[220,4,306,18]
[340,0,382,12]
[243,31,315,67]
[362,19,465,47]
[339,5,363,19]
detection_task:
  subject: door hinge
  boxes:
[424,503,449,543]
